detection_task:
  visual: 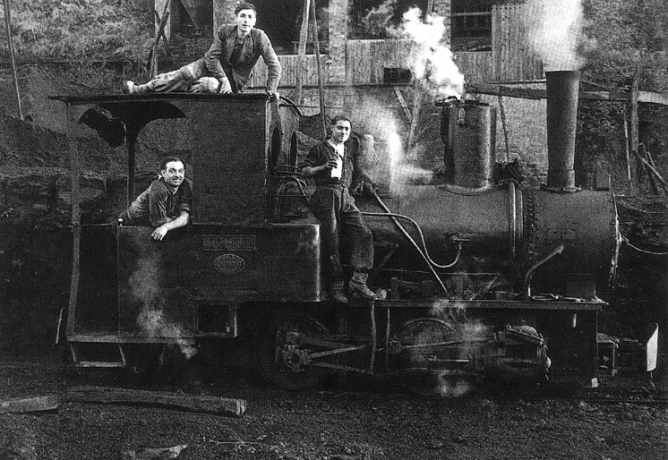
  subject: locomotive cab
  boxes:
[56,93,324,367]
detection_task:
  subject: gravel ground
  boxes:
[1,354,667,460]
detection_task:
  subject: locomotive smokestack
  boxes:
[545,70,580,192]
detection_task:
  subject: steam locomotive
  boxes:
[54,71,625,392]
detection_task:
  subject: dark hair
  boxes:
[235,2,257,15]
[331,115,352,127]
[160,156,184,170]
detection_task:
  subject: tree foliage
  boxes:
[0,0,152,62]
[577,0,667,192]
[582,0,668,92]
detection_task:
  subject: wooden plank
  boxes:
[455,52,493,84]
[65,386,247,417]
[1,395,60,413]
[634,149,668,188]
[295,0,310,104]
[495,5,508,81]
[121,445,188,460]
[492,4,544,82]
[349,40,369,85]
[469,84,666,104]
[370,41,382,85]
[468,83,544,99]
[639,90,668,105]
[393,86,412,122]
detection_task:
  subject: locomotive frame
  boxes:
[54,83,617,391]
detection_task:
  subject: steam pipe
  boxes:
[369,193,451,296]
[361,210,463,270]
[523,243,565,300]
[545,70,580,192]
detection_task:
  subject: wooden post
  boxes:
[309,0,327,137]
[2,0,23,119]
[296,0,310,105]
[629,61,641,152]
[407,80,421,150]
[626,61,642,190]
[498,94,510,162]
[151,0,172,78]
[639,145,660,194]
[635,148,668,190]
[394,87,412,123]
[623,110,631,184]
[66,104,81,341]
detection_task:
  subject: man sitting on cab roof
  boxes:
[122,2,281,98]
[118,156,192,241]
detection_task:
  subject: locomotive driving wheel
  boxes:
[257,314,332,390]
[395,318,473,396]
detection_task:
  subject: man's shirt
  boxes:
[301,141,355,187]
[119,178,193,227]
[204,25,282,93]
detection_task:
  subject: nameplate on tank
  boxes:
[203,235,256,251]
[214,254,246,275]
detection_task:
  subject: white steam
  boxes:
[426,301,493,398]
[349,4,464,196]
[386,130,433,194]
[351,95,433,195]
[394,7,465,98]
[436,378,472,398]
[129,253,197,360]
[522,0,590,71]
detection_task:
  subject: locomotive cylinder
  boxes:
[545,70,580,192]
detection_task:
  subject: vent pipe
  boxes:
[545,70,580,192]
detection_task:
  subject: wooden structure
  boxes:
[157,1,542,89]
[247,4,541,88]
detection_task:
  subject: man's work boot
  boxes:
[329,280,349,304]
[349,271,377,300]
[122,81,137,94]
[123,81,150,95]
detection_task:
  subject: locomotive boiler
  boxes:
[55,70,621,393]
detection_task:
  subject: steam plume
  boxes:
[349,4,465,195]
[522,0,589,71]
[128,251,197,359]
[394,7,465,98]
[351,95,432,195]
[419,301,493,398]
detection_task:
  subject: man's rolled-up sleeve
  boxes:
[259,32,282,93]
[179,180,193,215]
[300,145,322,170]
[204,26,228,82]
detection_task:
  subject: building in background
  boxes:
[153,1,550,179]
